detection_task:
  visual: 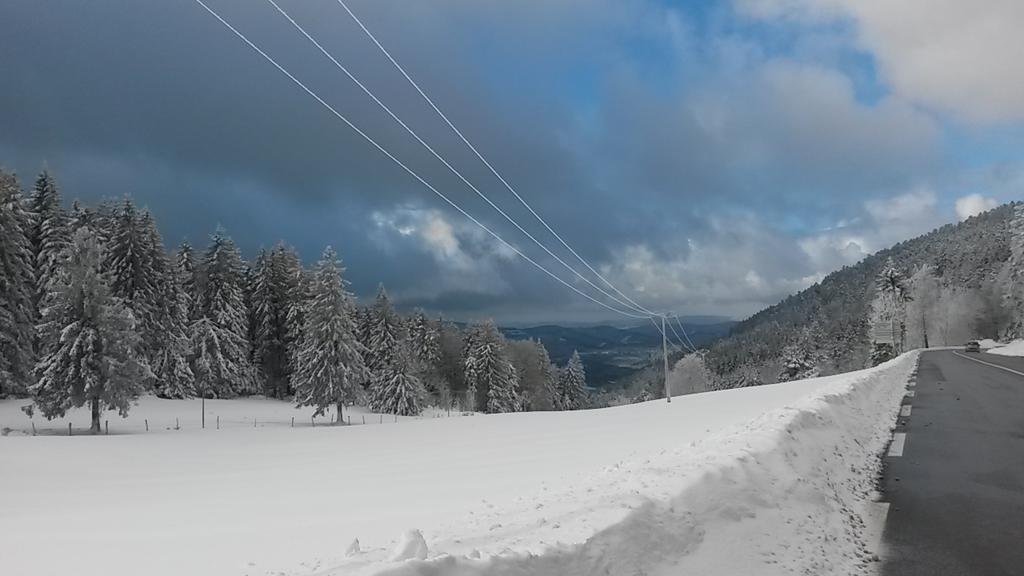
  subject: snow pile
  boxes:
[0,353,917,576]
[988,340,1024,357]
[391,530,429,562]
[355,353,917,576]
[977,338,1001,349]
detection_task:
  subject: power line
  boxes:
[648,316,672,348]
[191,0,649,320]
[665,316,692,353]
[665,314,696,353]
[649,316,688,354]
[672,314,700,352]
[334,0,660,318]
[264,0,653,318]
[678,316,699,352]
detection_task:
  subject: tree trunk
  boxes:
[337,402,344,425]
[90,398,101,434]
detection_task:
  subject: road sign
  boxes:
[871,322,895,344]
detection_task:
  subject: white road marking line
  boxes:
[906,390,915,397]
[889,433,907,457]
[953,352,1024,378]
[900,405,912,417]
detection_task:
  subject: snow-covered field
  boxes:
[0,353,917,576]
[988,339,1024,357]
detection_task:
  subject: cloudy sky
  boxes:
[2,0,1022,325]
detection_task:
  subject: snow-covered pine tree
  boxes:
[293,247,368,417]
[463,321,521,413]
[248,249,270,391]
[872,257,912,357]
[68,200,98,235]
[245,253,261,370]
[732,365,764,388]
[91,199,118,246]
[27,171,68,304]
[436,320,468,407]
[176,241,199,320]
[537,341,559,410]
[366,285,402,376]
[251,244,303,398]
[559,350,587,410]
[487,359,521,414]
[190,227,255,397]
[0,171,37,396]
[107,200,161,358]
[369,342,425,416]
[461,323,482,408]
[347,305,369,392]
[407,310,445,396]
[273,244,303,390]
[872,256,913,360]
[870,342,895,366]
[285,263,312,388]
[153,266,196,398]
[506,338,558,410]
[141,212,194,398]
[776,343,818,382]
[408,310,440,368]
[32,227,151,433]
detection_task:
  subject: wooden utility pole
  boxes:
[663,315,671,403]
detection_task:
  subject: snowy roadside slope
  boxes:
[0,353,916,576]
[988,340,1024,356]
[349,352,918,576]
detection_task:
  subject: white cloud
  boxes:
[864,187,937,225]
[597,217,822,316]
[802,188,942,268]
[955,193,998,221]
[419,214,472,271]
[737,0,1024,124]
[371,206,516,299]
[648,57,942,203]
[798,233,869,270]
[593,189,947,317]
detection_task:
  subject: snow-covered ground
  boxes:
[988,339,1024,357]
[0,395,454,436]
[0,353,917,576]
[977,338,1001,349]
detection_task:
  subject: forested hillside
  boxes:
[698,202,1023,389]
[0,170,597,430]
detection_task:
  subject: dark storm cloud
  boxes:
[0,0,962,321]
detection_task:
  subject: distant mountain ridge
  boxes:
[500,321,735,388]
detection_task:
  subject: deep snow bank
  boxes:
[988,340,1024,357]
[355,353,918,576]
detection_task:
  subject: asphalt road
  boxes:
[880,349,1024,576]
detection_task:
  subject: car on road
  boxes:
[964,341,981,353]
